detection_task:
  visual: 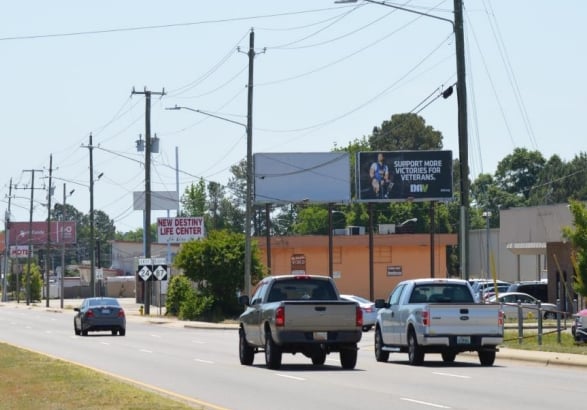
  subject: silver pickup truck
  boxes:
[374,278,504,366]
[238,275,363,370]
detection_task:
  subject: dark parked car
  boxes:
[507,281,548,302]
[74,297,126,336]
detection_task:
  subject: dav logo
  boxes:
[410,184,429,193]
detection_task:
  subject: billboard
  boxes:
[254,152,351,205]
[356,150,453,202]
[9,221,77,245]
[133,191,179,211]
[157,217,205,243]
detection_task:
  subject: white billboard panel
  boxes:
[133,191,179,211]
[253,152,351,205]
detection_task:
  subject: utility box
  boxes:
[346,226,365,235]
[378,224,396,234]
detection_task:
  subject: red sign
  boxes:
[8,221,77,245]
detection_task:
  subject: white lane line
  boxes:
[151,334,161,338]
[276,374,306,381]
[400,398,450,408]
[432,372,471,379]
[140,349,153,353]
[101,342,111,346]
[194,358,214,364]
[191,340,205,344]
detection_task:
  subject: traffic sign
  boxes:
[153,265,168,281]
[138,265,153,281]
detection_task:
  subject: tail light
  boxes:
[421,310,430,326]
[118,309,126,318]
[498,310,504,326]
[275,306,285,327]
[85,310,95,319]
[356,306,363,327]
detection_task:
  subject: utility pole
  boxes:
[21,169,43,305]
[454,0,470,280]
[83,134,97,297]
[240,29,264,297]
[2,179,13,302]
[45,154,53,307]
[132,87,165,315]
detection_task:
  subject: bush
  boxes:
[166,275,193,316]
[179,291,215,321]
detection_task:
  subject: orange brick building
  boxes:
[256,232,458,301]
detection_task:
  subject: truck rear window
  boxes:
[268,279,337,301]
[410,284,474,304]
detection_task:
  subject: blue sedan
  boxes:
[74,297,126,336]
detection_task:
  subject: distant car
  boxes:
[572,309,587,343]
[472,280,511,302]
[488,292,558,320]
[507,281,548,302]
[477,283,511,302]
[74,297,126,336]
[340,294,377,331]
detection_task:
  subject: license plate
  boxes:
[457,336,470,344]
[313,332,327,341]
[102,309,111,314]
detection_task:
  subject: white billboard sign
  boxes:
[157,217,205,243]
[253,152,351,205]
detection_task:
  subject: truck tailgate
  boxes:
[282,301,359,331]
[427,304,502,335]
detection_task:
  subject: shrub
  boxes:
[179,291,215,321]
[166,275,193,316]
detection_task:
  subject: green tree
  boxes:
[369,113,443,151]
[494,148,546,201]
[22,262,43,302]
[562,199,587,298]
[173,230,265,318]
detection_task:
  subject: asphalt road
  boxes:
[1,300,586,410]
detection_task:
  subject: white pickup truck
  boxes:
[374,278,504,366]
[238,275,363,370]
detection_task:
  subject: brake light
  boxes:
[421,310,430,326]
[118,309,126,318]
[85,309,95,319]
[356,306,363,327]
[275,306,285,326]
[498,310,504,326]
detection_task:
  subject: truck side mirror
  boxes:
[375,299,388,309]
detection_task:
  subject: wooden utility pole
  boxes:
[132,87,165,315]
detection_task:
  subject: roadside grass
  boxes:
[502,325,587,355]
[0,342,201,410]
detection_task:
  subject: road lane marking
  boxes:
[401,398,450,408]
[432,372,471,379]
[140,349,152,353]
[194,358,214,364]
[276,374,306,381]
[151,334,161,338]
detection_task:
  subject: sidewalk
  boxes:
[4,297,587,368]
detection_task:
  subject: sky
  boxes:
[1,0,585,234]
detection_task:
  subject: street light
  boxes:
[166,104,253,297]
[334,0,470,279]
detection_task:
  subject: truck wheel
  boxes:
[340,345,358,369]
[264,331,282,370]
[478,349,496,366]
[311,346,326,365]
[239,328,254,366]
[407,331,424,366]
[441,351,456,363]
[374,328,389,362]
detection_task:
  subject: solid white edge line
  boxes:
[400,397,450,408]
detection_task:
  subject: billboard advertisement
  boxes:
[356,150,453,202]
[253,152,351,205]
[157,217,205,243]
[8,221,77,245]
